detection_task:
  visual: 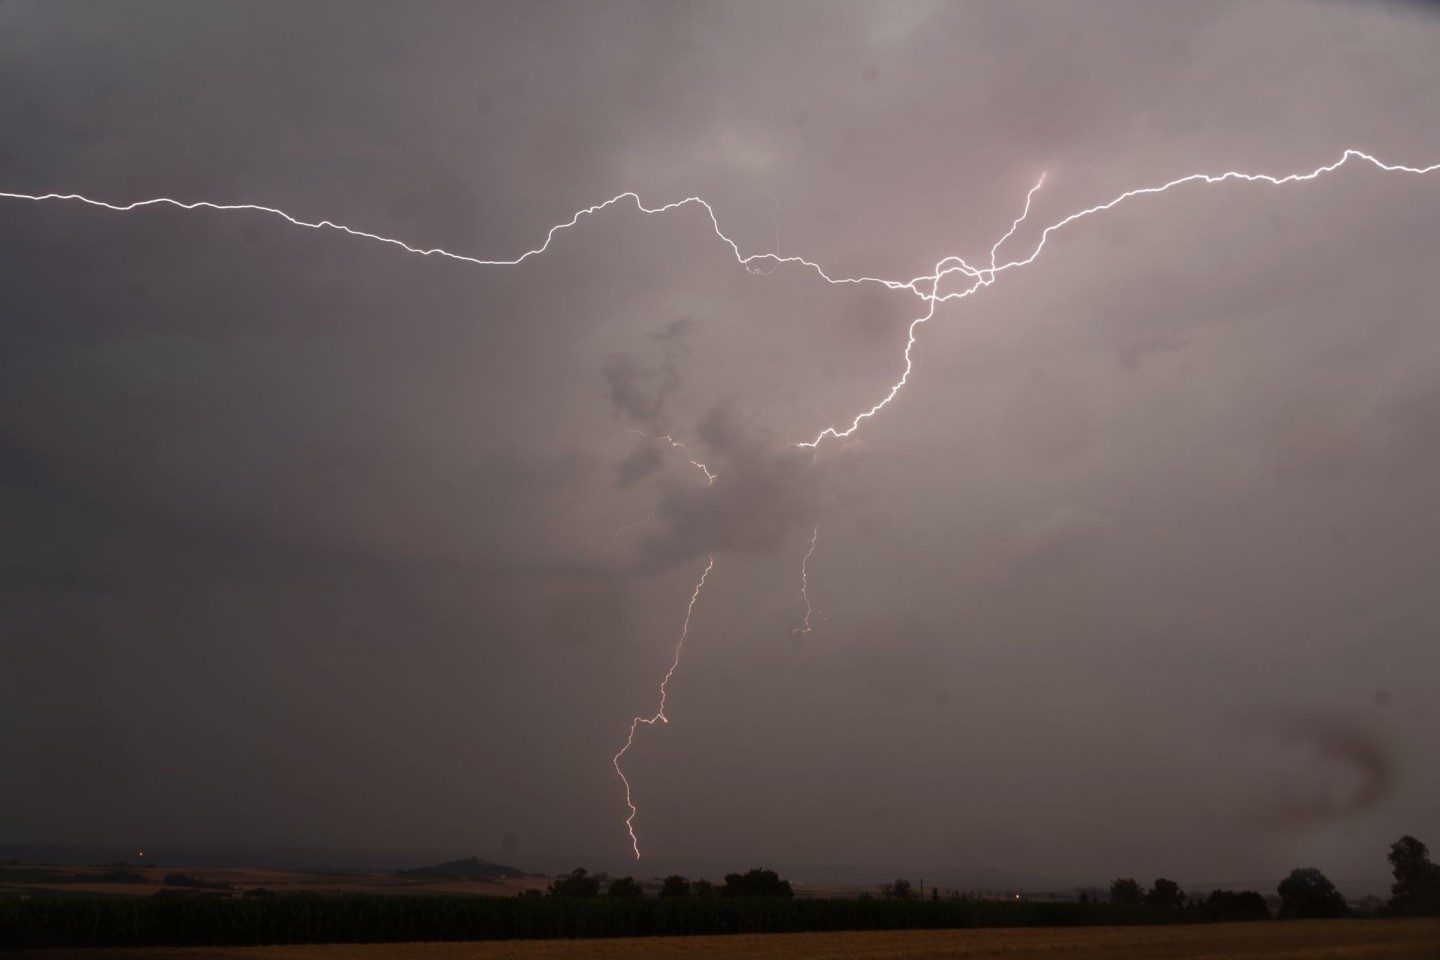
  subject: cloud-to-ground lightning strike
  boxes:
[611,556,715,859]
[793,527,820,639]
[4,146,1438,857]
[787,527,822,679]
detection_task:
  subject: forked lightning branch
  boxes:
[4,147,1436,857]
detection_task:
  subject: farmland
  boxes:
[23,919,1440,960]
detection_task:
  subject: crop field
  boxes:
[21,918,1440,960]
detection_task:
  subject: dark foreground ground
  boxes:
[10,918,1438,960]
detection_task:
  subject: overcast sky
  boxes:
[2,0,1438,891]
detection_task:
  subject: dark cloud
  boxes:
[1243,715,1393,830]
[635,403,825,569]
[603,353,677,430]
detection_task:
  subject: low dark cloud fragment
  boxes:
[1245,714,1393,830]
[635,403,824,569]
[613,440,667,488]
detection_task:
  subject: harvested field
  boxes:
[18,918,1438,960]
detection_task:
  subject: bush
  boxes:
[1276,868,1347,919]
[1204,890,1269,922]
[721,869,793,898]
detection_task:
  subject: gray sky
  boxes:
[2,0,1438,891]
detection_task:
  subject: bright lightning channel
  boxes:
[608,432,715,545]
[5,146,1438,858]
[9,149,1434,450]
[786,526,822,680]
[611,555,715,859]
[796,151,1440,446]
[794,526,820,639]
[629,429,716,484]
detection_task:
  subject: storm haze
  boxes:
[2,0,1438,892]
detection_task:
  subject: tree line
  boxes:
[1099,834,1440,920]
[1,836,1434,948]
[542,866,792,900]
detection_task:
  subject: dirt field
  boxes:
[18,919,1438,960]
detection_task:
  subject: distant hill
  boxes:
[397,856,525,881]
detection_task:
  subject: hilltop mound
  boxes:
[397,856,524,881]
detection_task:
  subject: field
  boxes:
[0,864,551,900]
[19,919,1439,960]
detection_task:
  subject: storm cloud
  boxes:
[2,0,1438,892]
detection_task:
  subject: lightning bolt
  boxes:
[629,430,717,484]
[607,431,715,545]
[787,527,822,679]
[794,526,820,638]
[608,498,662,546]
[5,146,1438,858]
[611,555,715,859]
[13,149,1432,452]
[796,150,1440,447]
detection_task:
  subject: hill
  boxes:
[396,856,525,881]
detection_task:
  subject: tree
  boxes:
[607,876,645,898]
[547,867,601,898]
[1388,835,1440,917]
[721,868,794,898]
[1145,877,1186,909]
[659,875,692,899]
[1109,877,1143,906]
[1204,889,1270,922]
[881,877,915,900]
[693,878,716,898]
[1276,867,1347,919]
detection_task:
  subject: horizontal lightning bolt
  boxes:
[8,150,1433,450]
[611,555,715,859]
[5,146,1438,860]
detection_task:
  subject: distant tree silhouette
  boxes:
[881,878,915,899]
[721,868,793,898]
[163,873,231,891]
[1204,889,1270,921]
[1109,877,1143,906]
[1277,867,1347,919]
[693,878,716,898]
[607,876,645,898]
[658,875,692,898]
[547,867,601,898]
[1387,835,1440,917]
[1145,877,1186,909]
